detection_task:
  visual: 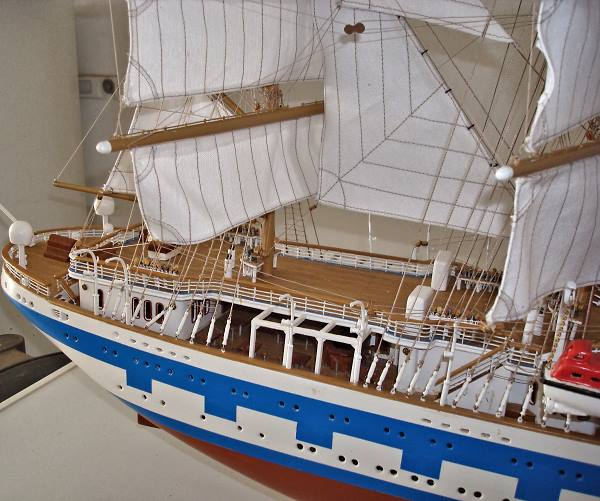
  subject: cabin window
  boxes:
[191,300,203,323]
[131,297,140,319]
[143,300,153,321]
[156,302,165,324]
[571,372,582,378]
[98,289,104,309]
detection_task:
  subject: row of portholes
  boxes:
[456,487,491,499]
[328,414,351,424]
[420,417,511,444]
[64,332,79,343]
[235,424,266,440]
[278,400,301,412]
[116,385,166,408]
[230,388,250,399]
[125,334,191,362]
[297,443,318,454]
[15,292,34,308]
[510,457,584,480]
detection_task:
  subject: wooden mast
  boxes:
[99,101,324,153]
[510,138,600,178]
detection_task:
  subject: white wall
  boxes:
[0,1,88,355]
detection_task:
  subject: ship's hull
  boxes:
[3,269,600,501]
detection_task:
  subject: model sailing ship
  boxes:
[2,0,600,498]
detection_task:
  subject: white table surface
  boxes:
[0,366,287,501]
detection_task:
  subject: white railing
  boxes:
[275,242,433,277]
[3,259,50,296]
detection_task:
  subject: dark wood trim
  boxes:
[53,180,136,202]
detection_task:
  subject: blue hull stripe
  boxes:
[10,298,600,500]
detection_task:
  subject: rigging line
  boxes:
[55,84,119,182]
[108,0,123,135]
[0,202,17,224]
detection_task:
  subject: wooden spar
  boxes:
[210,93,245,115]
[53,180,136,202]
[511,138,600,178]
[104,101,324,152]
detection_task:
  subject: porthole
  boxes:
[102,346,108,353]
[142,394,147,400]
[576,473,583,480]
[242,391,249,398]
[558,469,566,477]
[501,437,511,443]
[169,351,176,357]
[410,475,418,482]
[167,368,174,376]
[441,422,450,428]
[481,432,490,439]
[309,446,316,453]
[351,459,358,466]
[390,469,398,476]
[460,428,470,434]
[130,338,137,344]
[237,425,243,431]
[201,414,206,420]
[183,355,190,361]
[398,431,406,438]
[73,336,79,342]
[156,347,163,353]
[430,438,437,446]
[376,465,383,472]
[188,374,194,381]
[144,361,150,367]
[458,487,466,494]
[81,284,88,291]
[231,388,237,395]
[160,400,166,406]
[344,416,350,424]
[259,432,265,439]
[155,364,161,371]
[510,457,518,464]
[474,491,482,498]
[383,427,390,434]
[526,461,533,469]
[29,301,34,307]
[112,350,118,357]
[293,404,300,412]
[65,333,70,339]
[117,385,123,391]
[279,401,285,408]
[329,414,335,421]
[427,479,435,486]
[422,418,432,424]
[338,455,345,462]
[297,443,304,450]
[446,442,453,449]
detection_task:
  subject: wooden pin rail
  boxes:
[105,101,324,152]
[511,138,600,178]
[53,180,136,202]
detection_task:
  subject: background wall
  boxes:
[0,1,88,355]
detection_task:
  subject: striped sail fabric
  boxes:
[341,0,512,42]
[104,96,231,195]
[124,0,324,105]
[487,154,600,324]
[317,5,513,237]
[133,115,323,243]
[526,0,600,152]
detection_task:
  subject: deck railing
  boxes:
[275,241,433,277]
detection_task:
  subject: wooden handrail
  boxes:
[436,345,503,385]
[104,101,324,152]
[511,138,600,178]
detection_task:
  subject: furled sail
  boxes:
[487,154,600,324]
[103,95,230,195]
[133,114,322,243]
[125,0,324,105]
[317,6,513,237]
[341,0,512,42]
[526,0,600,152]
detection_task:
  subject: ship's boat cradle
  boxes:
[3,227,600,500]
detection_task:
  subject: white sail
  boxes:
[133,114,322,243]
[125,0,324,105]
[526,0,600,152]
[487,154,600,324]
[104,95,230,195]
[341,0,512,42]
[317,6,512,237]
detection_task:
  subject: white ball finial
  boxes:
[93,196,115,216]
[96,140,113,154]
[9,220,34,246]
[495,165,514,182]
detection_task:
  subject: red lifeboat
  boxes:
[550,340,600,390]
